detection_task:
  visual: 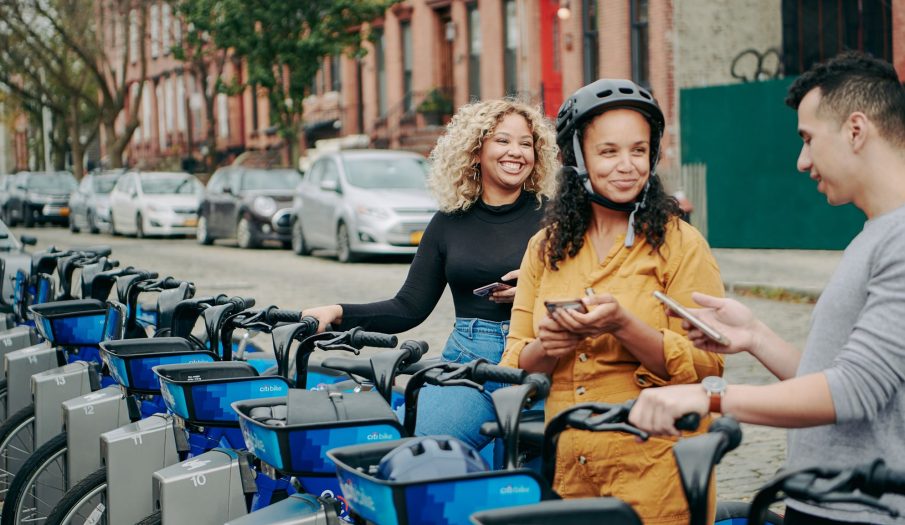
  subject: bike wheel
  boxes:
[135,511,161,524]
[0,404,36,501]
[44,468,106,525]
[0,379,8,422]
[2,432,67,525]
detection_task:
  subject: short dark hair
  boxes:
[786,51,905,147]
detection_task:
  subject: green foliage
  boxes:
[417,88,453,114]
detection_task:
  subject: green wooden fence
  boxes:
[680,78,864,249]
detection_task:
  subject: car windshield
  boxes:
[141,175,198,195]
[343,158,427,190]
[93,177,119,194]
[26,174,77,191]
[240,170,301,191]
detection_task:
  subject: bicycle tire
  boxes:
[44,467,107,525]
[0,403,35,501]
[715,500,784,524]
[0,378,7,422]
[135,511,161,524]
[2,431,67,525]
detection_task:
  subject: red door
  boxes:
[540,0,563,119]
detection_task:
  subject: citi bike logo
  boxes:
[342,478,376,511]
[258,384,284,393]
[366,431,394,441]
[500,484,531,496]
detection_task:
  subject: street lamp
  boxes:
[557,0,572,20]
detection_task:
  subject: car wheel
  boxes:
[196,215,214,245]
[23,206,34,227]
[110,214,119,236]
[336,222,359,263]
[291,219,311,255]
[5,206,17,227]
[236,217,260,249]
[135,213,145,238]
[87,211,99,234]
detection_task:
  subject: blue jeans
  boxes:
[414,318,509,452]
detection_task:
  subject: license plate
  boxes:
[183,217,198,227]
[409,231,423,245]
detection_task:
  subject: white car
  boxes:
[109,171,203,237]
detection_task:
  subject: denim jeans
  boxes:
[413,318,509,452]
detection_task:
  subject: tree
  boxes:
[0,0,148,170]
[222,0,398,163]
[169,0,245,172]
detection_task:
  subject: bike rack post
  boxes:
[153,448,249,523]
[0,325,38,362]
[4,342,55,413]
[63,386,131,489]
[31,362,93,446]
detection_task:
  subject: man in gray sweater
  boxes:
[629,51,905,524]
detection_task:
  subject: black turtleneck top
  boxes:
[339,191,545,333]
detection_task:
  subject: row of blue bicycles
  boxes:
[0,224,903,525]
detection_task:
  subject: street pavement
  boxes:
[10,226,843,505]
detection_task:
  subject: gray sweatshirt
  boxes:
[786,203,905,523]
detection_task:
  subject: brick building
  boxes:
[8,0,899,175]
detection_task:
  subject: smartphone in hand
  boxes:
[473,278,518,297]
[543,299,589,315]
[652,291,731,346]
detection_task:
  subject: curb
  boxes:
[725,282,821,304]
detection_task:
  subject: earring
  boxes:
[472,164,481,181]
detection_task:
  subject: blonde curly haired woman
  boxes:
[303,98,558,454]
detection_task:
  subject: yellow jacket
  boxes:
[501,219,724,525]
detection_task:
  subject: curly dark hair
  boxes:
[540,121,682,270]
[786,51,905,147]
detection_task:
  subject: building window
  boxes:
[375,28,387,116]
[503,0,518,96]
[142,82,153,145]
[401,21,413,111]
[217,93,229,139]
[781,0,892,75]
[162,3,171,54]
[176,75,186,132]
[165,76,175,133]
[150,4,159,58]
[468,4,481,100]
[131,83,142,142]
[251,84,259,131]
[630,0,649,89]
[331,55,342,93]
[157,83,167,148]
[583,0,599,84]
[129,9,138,64]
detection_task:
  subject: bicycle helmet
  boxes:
[555,79,666,247]
[376,436,489,482]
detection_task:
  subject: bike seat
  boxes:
[479,409,546,448]
[471,498,643,525]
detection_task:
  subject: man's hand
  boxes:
[628,383,710,436]
[674,292,759,354]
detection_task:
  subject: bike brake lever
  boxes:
[817,493,899,517]
[440,378,484,391]
[584,407,630,428]
[314,339,361,355]
[580,421,649,441]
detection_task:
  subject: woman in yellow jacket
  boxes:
[500,79,724,525]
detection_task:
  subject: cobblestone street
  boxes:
[15,226,816,504]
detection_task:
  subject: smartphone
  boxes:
[472,279,517,297]
[544,299,588,315]
[652,291,731,346]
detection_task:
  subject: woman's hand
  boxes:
[674,292,758,354]
[628,384,710,436]
[536,315,585,358]
[301,305,343,333]
[549,292,626,338]
[489,269,520,304]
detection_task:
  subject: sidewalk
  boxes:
[712,249,844,299]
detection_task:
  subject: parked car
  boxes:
[2,171,77,227]
[68,169,125,234]
[0,175,13,224]
[109,171,203,237]
[290,149,437,262]
[197,166,302,249]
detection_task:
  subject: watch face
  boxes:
[702,376,727,393]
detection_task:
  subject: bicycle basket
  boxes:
[154,361,290,427]
[328,439,545,525]
[232,389,403,476]
[99,337,216,394]
[30,299,123,346]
